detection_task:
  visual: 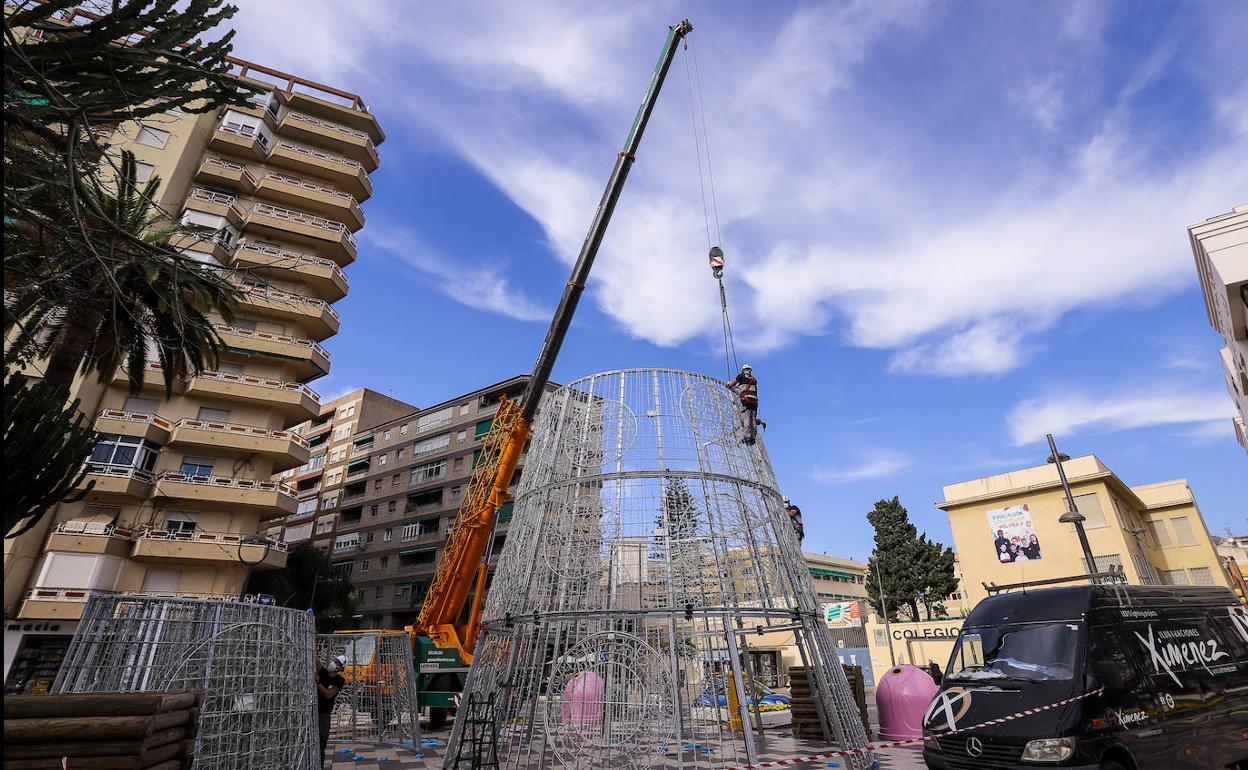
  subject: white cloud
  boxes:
[228,2,1248,376]
[362,225,548,323]
[813,450,912,484]
[1006,387,1234,445]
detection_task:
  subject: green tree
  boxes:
[865,497,922,621]
[248,543,359,633]
[7,152,240,396]
[3,375,98,538]
[913,534,959,620]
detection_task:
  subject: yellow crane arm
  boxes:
[411,397,527,664]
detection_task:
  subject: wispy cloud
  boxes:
[813,450,912,484]
[1006,386,1233,445]
[362,225,548,323]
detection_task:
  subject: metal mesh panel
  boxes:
[317,632,421,748]
[450,369,872,769]
[53,595,317,770]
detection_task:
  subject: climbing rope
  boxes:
[683,34,738,378]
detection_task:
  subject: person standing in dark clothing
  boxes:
[317,655,346,764]
[783,496,805,542]
[727,364,763,445]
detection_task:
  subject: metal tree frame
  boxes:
[317,631,421,749]
[53,595,318,770]
[448,369,872,770]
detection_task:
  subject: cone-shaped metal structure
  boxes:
[448,369,871,769]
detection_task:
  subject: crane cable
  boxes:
[683,35,738,378]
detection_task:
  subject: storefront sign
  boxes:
[892,625,962,640]
[823,601,862,627]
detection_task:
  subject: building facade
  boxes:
[312,377,550,630]
[1189,203,1248,452]
[269,388,417,552]
[3,51,384,691]
[938,456,1231,608]
[1214,534,1248,605]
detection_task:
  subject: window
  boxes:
[379,455,387,466]
[460,404,470,416]
[374,585,383,598]
[122,397,159,414]
[361,560,370,573]
[1170,516,1198,546]
[456,431,467,443]
[135,125,170,148]
[314,516,336,535]
[232,318,258,331]
[35,552,123,591]
[333,425,351,440]
[417,407,453,433]
[1073,493,1107,529]
[133,161,155,183]
[400,424,409,435]
[396,585,408,598]
[330,448,346,462]
[395,448,405,461]
[1161,569,1190,585]
[388,501,397,513]
[1189,567,1214,585]
[475,419,493,439]
[216,361,244,375]
[374,479,383,490]
[383,430,391,440]
[380,556,389,569]
[321,494,338,509]
[140,567,181,594]
[333,533,359,552]
[453,457,464,472]
[411,460,446,484]
[220,110,272,149]
[383,528,392,542]
[450,486,462,501]
[365,531,374,544]
[89,434,160,473]
[369,504,379,517]
[409,488,442,508]
[296,498,317,516]
[164,512,197,534]
[340,403,358,419]
[392,474,401,487]
[412,434,450,457]
[1146,520,1172,548]
[197,407,231,423]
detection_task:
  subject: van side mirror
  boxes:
[1090,660,1123,691]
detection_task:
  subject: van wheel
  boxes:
[1100,761,1128,770]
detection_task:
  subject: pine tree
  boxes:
[914,535,959,620]
[653,475,702,588]
[865,497,921,621]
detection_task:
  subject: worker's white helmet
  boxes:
[328,655,346,672]
[782,496,790,505]
[742,363,752,371]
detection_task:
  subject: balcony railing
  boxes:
[234,282,341,323]
[172,417,311,449]
[187,187,241,209]
[263,171,356,204]
[213,323,331,362]
[274,138,365,171]
[204,155,250,174]
[96,409,174,431]
[285,110,372,143]
[194,370,321,401]
[85,464,156,484]
[217,122,273,150]
[134,528,290,552]
[234,241,349,287]
[51,521,133,538]
[156,471,297,497]
[24,587,258,603]
[249,202,357,246]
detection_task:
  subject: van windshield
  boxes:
[945,622,1081,683]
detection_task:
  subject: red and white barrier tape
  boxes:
[721,687,1105,769]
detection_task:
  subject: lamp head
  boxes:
[1058,510,1086,524]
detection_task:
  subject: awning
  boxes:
[61,509,119,534]
[399,547,437,557]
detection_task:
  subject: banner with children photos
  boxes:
[987,503,1043,564]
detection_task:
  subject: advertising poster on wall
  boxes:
[824,601,862,627]
[987,504,1043,564]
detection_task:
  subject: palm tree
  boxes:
[6,150,241,397]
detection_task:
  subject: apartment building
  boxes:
[1189,203,1248,452]
[3,50,384,691]
[1214,534,1248,605]
[270,389,417,552]
[938,456,1231,607]
[318,377,554,630]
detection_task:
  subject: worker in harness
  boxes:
[727,363,765,444]
[783,496,805,542]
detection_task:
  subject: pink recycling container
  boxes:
[875,664,938,741]
[561,670,605,726]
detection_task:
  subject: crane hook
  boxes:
[708,245,724,279]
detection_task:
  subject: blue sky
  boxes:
[229,1,1247,561]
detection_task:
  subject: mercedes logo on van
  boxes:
[966,737,984,757]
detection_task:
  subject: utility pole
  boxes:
[1046,434,1098,575]
[875,567,896,667]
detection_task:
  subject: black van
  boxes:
[922,584,1248,770]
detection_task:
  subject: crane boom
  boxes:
[411,19,694,668]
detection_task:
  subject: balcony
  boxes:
[169,418,310,472]
[195,155,257,192]
[153,472,298,518]
[184,371,320,425]
[184,188,245,230]
[130,528,288,569]
[80,465,156,498]
[111,360,169,390]
[234,282,340,340]
[242,202,357,264]
[208,122,273,161]
[231,240,348,301]
[277,110,379,170]
[16,588,259,620]
[169,229,234,264]
[252,171,365,230]
[94,409,173,444]
[267,139,371,201]
[214,323,329,381]
[45,521,133,558]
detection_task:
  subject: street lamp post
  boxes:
[875,566,897,667]
[236,534,273,602]
[1046,434,1098,575]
